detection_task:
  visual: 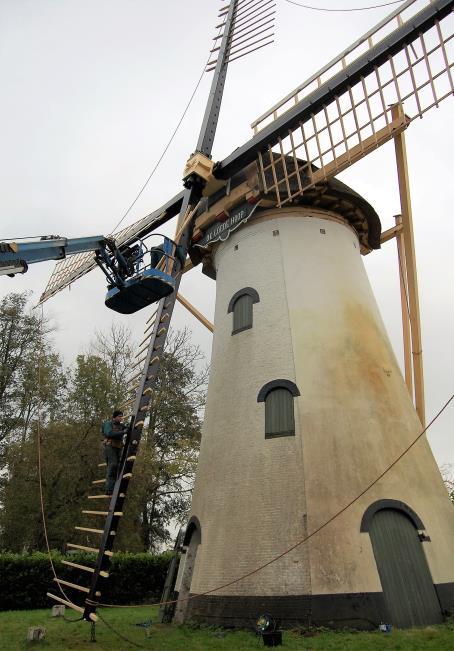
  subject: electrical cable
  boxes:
[96,389,454,609]
[110,23,223,236]
[109,71,205,235]
[97,610,145,649]
[284,0,405,11]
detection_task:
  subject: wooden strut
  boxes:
[176,293,214,332]
[392,103,425,427]
[380,217,413,397]
[395,214,414,398]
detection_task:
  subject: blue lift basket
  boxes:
[104,235,178,315]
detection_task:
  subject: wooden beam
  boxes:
[177,293,214,332]
[392,103,425,427]
[380,222,403,244]
[311,112,410,189]
[47,592,98,622]
[394,214,413,398]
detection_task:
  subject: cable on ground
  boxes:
[97,610,145,649]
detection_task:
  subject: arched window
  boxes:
[228,287,260,335]
[257,380,300,438]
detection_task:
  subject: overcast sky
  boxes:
[1,0,453,466]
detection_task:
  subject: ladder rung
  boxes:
[98,462,107,468]
[62,560,94,573]
[87,495,111,500]
[160,313,170,322]
[54,577,91,594]
[142,387,152,396]
[92,479,105,485]
[67,543,113,556]
[150,355,160,365]
[47,593,98,622]
[139,404,149,412]
[62,560,109,577]
[134,419,144,428]
[123,473,132,479]
[127,456,136,461]
[82,510,123,517]
[75,526,104,534]
[157,327,167,336]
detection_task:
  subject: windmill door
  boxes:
[369,508,442,628]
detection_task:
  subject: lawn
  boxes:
[1,607,454,650]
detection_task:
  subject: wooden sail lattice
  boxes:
[38,192,184,305]
[256,2,453,207]
[207,0,275,71]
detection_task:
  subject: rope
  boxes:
[96,389,454,609]
[284,0,405,11]
[36,304,83,623]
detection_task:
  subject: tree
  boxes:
[0,311,207,554]
[0,292,61,466]
[90,323,134,411]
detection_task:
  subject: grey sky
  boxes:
[1,0,453,465]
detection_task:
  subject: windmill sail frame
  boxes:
[40,0,453,303]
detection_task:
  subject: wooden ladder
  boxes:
[47,249,187,622]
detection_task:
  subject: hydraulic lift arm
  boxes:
[0,235,108,277]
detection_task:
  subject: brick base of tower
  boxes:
[183,584,454,629]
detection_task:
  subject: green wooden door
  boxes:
[369,508,442,628]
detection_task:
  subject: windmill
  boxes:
[33,0,454,630]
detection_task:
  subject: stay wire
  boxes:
[36,304,83,623]
[96,389,454,610]
[110,23,223,236]
[284,0,405,11]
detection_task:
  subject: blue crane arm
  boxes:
[0,235,106,276]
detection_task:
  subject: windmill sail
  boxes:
[254,0,454,207]
[38,190,184,304]
[217,0,453,182]
[40,0,453,303]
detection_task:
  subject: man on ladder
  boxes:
[102,410,126,495]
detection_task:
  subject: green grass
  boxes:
[1,607,453,650]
